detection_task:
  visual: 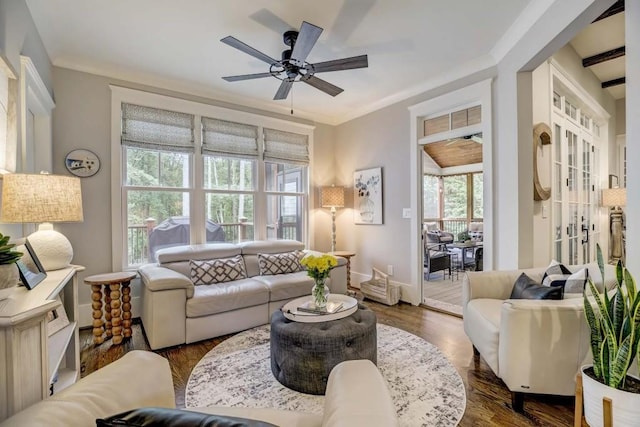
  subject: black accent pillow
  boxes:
[97,407,279,427]
[510,273,564,300]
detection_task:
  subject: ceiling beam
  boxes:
[582,46,625,67]
[602,77,626,88]
[593,0,625,23]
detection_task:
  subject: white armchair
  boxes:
[462,262,616,412]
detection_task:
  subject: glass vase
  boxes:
[312,278,330,308]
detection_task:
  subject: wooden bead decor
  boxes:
[84,271,137,345]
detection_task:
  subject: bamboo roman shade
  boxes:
[201,117,259,159]
[121,103,195,153]
[263,128,309,165]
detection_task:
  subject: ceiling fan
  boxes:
[221,21,368,100]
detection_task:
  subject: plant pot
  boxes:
[0,264,19,300]
[581,365,640,427]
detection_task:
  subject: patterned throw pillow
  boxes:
[190,255,247,285]
[257,251,304,275]
[541,261,589,294]
[541,260,572,286]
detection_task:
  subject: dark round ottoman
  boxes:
[270,305,377,395]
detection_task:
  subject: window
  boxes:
[122,104,194,265]
[422,174,440,219]
[472,173,483,219]
[116,92,312,269]
[443,175,467,219]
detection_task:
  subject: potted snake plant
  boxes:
[582,244,640,426]
[0,233,23,299]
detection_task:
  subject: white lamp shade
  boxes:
[321,186,345,209]
[1,173,83,223]
[602,188,626,207]
[1,173,83,270]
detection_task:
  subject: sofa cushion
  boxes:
[257,251,304,275]
[253,271,314,301]
[510,273,564,300]
[240,240,305,277]
[97,407,278,427]
[190,255,247,285]
[186,278,269,317]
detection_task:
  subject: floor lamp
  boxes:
[320,186,345,253]
[1,173,84,271]
[602,187,626,264]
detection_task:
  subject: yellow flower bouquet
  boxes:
[301,254,338,307]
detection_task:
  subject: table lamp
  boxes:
[320,185,345,252]
[1,173,83,270]
[602,187,626,263]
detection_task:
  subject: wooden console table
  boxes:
[0,265,83,422]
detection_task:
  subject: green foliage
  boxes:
[0,233,23,265]
[584,244,640,389]
[457,231,470,242]
[443,175,467,218]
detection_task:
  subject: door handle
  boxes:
[582,224,589,244]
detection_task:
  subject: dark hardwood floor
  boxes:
[80,298,575,426]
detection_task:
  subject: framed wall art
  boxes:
[17,239,47,290]
[354,167,383,225]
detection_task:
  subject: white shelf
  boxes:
[0,266,82,421]
[48,321,77,385]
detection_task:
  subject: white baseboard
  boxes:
[79,296,142,328]
[351,271,420,306]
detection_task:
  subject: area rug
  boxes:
[185,323,466,426]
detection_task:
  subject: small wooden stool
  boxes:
[84,271,136,345]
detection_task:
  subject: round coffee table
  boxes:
[270,305,377,395]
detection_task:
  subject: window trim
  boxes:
[110,86,315,271]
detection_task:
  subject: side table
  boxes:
[84,271,136,345]
[329,251,356,287]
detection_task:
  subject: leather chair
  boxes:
[462,263,616,412]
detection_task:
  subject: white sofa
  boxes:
[139,240,347,349]
[462,262,616,411]
[0,350,398,427]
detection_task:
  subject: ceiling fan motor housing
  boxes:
[283,30,298,47]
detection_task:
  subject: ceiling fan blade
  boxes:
[290,21,323,64]
[311,55,368,73]
[222,72,274,82]
[302,75,344,97]
[220,36,277,65]
[274,79,294,100]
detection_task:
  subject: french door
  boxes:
[552,99,601,265]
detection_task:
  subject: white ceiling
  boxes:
[25,0,532,125]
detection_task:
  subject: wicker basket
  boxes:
[360,268,400,306]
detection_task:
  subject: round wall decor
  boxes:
[65,149,100,177]
[533,123,552,201]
